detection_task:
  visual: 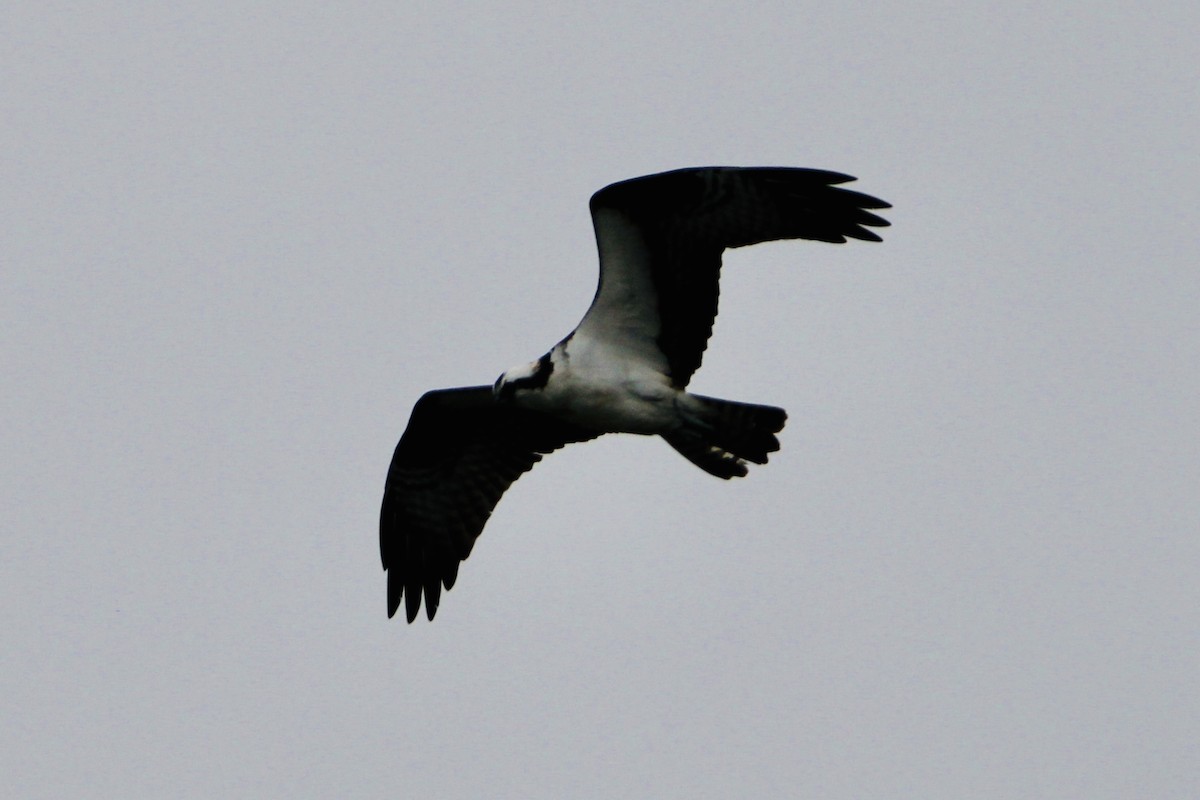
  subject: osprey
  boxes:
[381,167,890,622]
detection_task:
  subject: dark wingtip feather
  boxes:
[804,169,856,185]
[424,579,441,621]
[443,559,460,590]
[386,570,401,619]
[834,188,892,210]
[852,210,891,228]
[404,578,421,623]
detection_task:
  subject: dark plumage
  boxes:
[381,167,890,622]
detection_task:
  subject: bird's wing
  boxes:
[575,167,890,387]
[380,386,599,622]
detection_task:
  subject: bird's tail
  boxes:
[662,395,787,479]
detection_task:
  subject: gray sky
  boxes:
[4,3,1198,798]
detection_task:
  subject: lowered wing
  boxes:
[380,386,598,622]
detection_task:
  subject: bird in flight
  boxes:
[381,166,890,622]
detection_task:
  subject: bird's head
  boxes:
[493,352,554,403]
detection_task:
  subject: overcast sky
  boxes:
[4,3,1198,798]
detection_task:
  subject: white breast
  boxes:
[517,335,680,434]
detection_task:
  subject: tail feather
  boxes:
[662,395,787,479]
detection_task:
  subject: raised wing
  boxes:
[579,167,890,387]
[380,386,598,622]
